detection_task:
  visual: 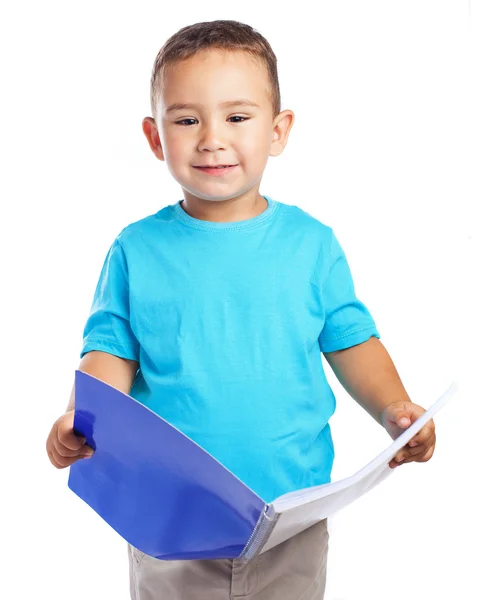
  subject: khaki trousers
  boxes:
[128,519,329,600]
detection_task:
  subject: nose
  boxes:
[197,121,227,152]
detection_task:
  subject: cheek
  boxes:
[241,130,272,157]
[162,134,187,163]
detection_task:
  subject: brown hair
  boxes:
[149,20,281,121]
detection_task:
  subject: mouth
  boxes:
[193,165,238,169]
[193,164,238,176]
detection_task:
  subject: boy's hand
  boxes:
[381,401,436,469]
[46,410,94,468]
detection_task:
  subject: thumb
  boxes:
[394,412,411,428]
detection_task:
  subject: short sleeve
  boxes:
[80,238,140,361]
[318,231,380,353]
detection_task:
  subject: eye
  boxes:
[175,119,196,126]
[175,116,250,126]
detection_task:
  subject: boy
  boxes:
[46,20,436,600]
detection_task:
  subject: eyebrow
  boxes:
[165,99,261,113]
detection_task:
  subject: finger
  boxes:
[420,444,435,462]
[49,449,81,469]
[394,434,433,463]
[58,419,86,452]
[395,448,423,464]
[409,422,435,447]
[408,442,436,464]
[390,410,411,428]
[402,439,436,464]
[48,449,64,469]
[53,434,83,458]
[396,444,426,463]
[81,444,95,457]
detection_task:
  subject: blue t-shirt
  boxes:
[81,195,380,503]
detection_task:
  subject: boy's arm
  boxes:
[66,350,139,412]
[323,336,436,467]
[323,336,411,426]
[47,351,139,469]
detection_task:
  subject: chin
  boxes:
[181,188,243,202]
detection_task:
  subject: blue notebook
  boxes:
[68,370,458,562]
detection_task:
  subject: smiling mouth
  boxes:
[194,165,237,169]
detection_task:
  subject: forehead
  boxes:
[158,50,270,112]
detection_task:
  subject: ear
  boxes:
[142,117,165,161]
[269,110,295,158]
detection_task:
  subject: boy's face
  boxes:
[142,49,294,204]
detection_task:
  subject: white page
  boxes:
[259,381,458,553]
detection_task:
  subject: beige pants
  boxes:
[128,519,329,600]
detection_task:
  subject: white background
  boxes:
[1,1,492,599]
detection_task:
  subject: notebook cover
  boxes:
[68,370,266,560]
